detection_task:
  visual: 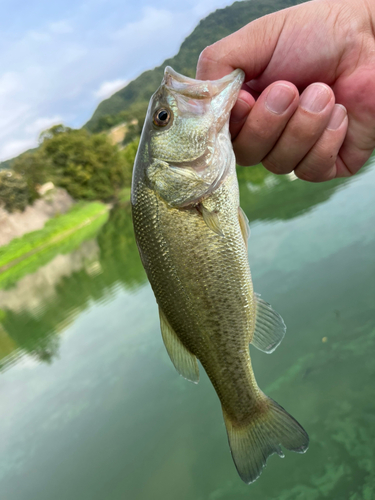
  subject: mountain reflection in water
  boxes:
[0,163,374,500]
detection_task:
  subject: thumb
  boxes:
[196,10,287,82]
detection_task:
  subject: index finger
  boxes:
[196,12,286,82]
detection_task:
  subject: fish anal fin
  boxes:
[159,308,199,384]
[223,394,309,484]
[198,203,223,236]
[238,207,250,247]
[251,294,286,353]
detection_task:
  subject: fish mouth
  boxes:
[164,66,244,100]
[163,66,245,125]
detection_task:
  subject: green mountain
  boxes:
[85,0,304,133]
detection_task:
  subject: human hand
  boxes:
[196,0,375,181]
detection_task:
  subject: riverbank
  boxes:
[0,187,74,247]
[0,202,109,281]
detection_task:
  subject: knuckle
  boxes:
[310,147,336,166]
[234,148,262,167]
[288,117,324,142]
[295,167,322,182]
[248,123,275,143]
[296,153,337,182]
[262,154,292,174]
[198,44,220,67]
[296,166,335,182]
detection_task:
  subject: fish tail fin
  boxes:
[222,394,309,484]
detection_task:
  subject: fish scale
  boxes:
[132,66,309,483]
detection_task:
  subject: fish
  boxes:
[131,66,309,484]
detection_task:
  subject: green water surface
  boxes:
[0,163,374,500]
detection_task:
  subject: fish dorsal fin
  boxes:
[199,203,223,236]
[250,294,286,353]
[238,207,250,247]
[159,308,199,384]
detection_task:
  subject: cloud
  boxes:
[112,6,197,62]
[26,20,73,44]
[93,79,128,100]
[1,139,36,160]
[48,20,73,34]
[0,0,235,161]
[113,7,175,40]
[27,31,51,43]
[0,72,24,97]
[25,116,63,135]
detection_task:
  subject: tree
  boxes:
[0,170,31,212]
[12,149,53,200]
[39,125,126,201]
[120,138,139,188]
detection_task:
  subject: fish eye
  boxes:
[153,108,171,127]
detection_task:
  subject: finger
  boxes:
[229,90,255,140]
[232,82,299,165]
[334,113,375,178]
[294,104,348,182]
[262,83,335,174]
[196,13,287,81]
[328,60,375,177]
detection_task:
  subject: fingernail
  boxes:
[300,84,331,113]
[231,99,250,123]
[265,84,295,114]
[327,104,347,130]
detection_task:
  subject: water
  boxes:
[0,163,374,500]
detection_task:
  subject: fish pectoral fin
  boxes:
[222,394,309,484]
[198,203,224,236]
[159,308,199,384]
[238,206,250,248]
[250,294,286,353]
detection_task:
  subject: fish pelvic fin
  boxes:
[159,308,199,384]
[223,395,308,484]
[238,206,250,249]
[198,203,224,236]
[250,294,286,354]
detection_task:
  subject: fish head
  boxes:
[132,66,245,207]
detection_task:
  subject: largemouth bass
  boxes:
[131,66,308,483]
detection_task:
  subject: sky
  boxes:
[0,0,236,161]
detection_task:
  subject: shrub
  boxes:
[0,170,31,212]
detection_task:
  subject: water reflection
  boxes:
[0,239,100,315]
[0,203,145,370]
[0,162,374,500]
[0,209,108,291]
[97,202,146,289]
[237,163,354,222]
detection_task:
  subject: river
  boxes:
[0,162,374,499]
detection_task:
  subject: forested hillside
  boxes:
[85,0,303,133]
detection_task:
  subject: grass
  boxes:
[0,201,109,271]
